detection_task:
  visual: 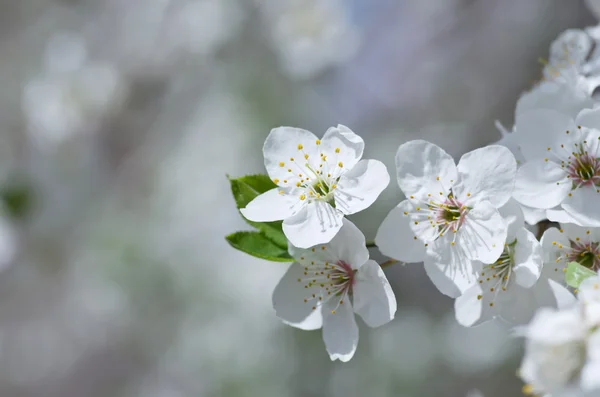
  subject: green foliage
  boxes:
[226,231,293,262]
[565,261,597,288]
[227,174,292,262]
[1,183,33,220]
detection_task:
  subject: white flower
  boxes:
[241,125,389,248]
[541,224,600,277]
[544,29,594,78]
[519,306,600,395]
[271,219,396,362]
[577,275,600,329]
[376,140,517,297]
[454,199,545,326]
[260,0,360,80]
[513,107,600,227]
[516,67,595,120]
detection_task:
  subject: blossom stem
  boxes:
[366,240,377,248]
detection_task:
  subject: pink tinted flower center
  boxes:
[566,240,600,270]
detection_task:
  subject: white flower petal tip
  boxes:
[274,219,396,362]
[255,125,382,247]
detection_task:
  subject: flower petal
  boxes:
[375,200,427,264]
[498,198,525,240]
[514,109,578,161]
[522,205,547,226]
[263,126,320,184]
[353,260,396,327]
[513,160,570,209]
[334,159,390,215]
[395,140,457,203]
[512,227,543,288]
[575,106,600,129]
[562,186,600,227]
[539,227,570,275]
[241,188,303,222]
[459,201,506,264]
[546,207,583,225]
[322,298,358,362]
[454,283,493,327]
[283,200,343,248]
[321,125,365,171]
[287,219,367,271]
[272,263,323,330]
[454,145,517,208]
[424,250,477,298]
[322,218,369,270]
[494,286,539,325]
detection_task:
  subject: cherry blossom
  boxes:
[513,108,600,227]
[242,125,389,248]
[376,140,516,297]
[272,219,396,362]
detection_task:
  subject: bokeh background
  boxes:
[0,1,596,396]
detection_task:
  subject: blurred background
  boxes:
[0,1,596,396]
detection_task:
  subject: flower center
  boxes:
[475,239,517,306]
[433,196,468,236]
[547,137,600,189]
[297,254,355,314]
[566,240,600,270]
[566,149,600,187]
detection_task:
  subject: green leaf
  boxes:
[228,174,288,248]
[229,174,277,208]
[1,184,33,220]
[226,231,294,262]
[565,261,597,288]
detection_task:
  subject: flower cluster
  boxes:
[226,15,600,395]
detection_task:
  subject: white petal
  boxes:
[540,227,570,269]
[512,227,543,288]
[321,125,364,170]
[424,250,477,298]
[283,200,343,248]
[547,279,577,309]
[581,358,600,391]
[375,200,427,264]
[562,186,600,227]
[454,145,517,208]
[454,284,493,327]
[459,201,506,264]
[395,140,457,203]
[272,263,323,330]
[522,205,547,225]
[498,198,525,239]
[546,207,582,225]
[560,222,600,241]
[495,286,539,325]
[322,298,358,362]
[263,126,320,184]
[526,307,584,343]
[513,160,570,209]
[322,218,369,270]
[514,109,578,161]
[241,188,302,222]
[581,365,600,392]
[353,260,396,327]
[334,159,390,215]
[575,106,600,129]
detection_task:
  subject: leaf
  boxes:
[565,261,597,288]
[228,174,288,248]
[1,184,33,220]
[226,231,294,262]
[229,174,277,208]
